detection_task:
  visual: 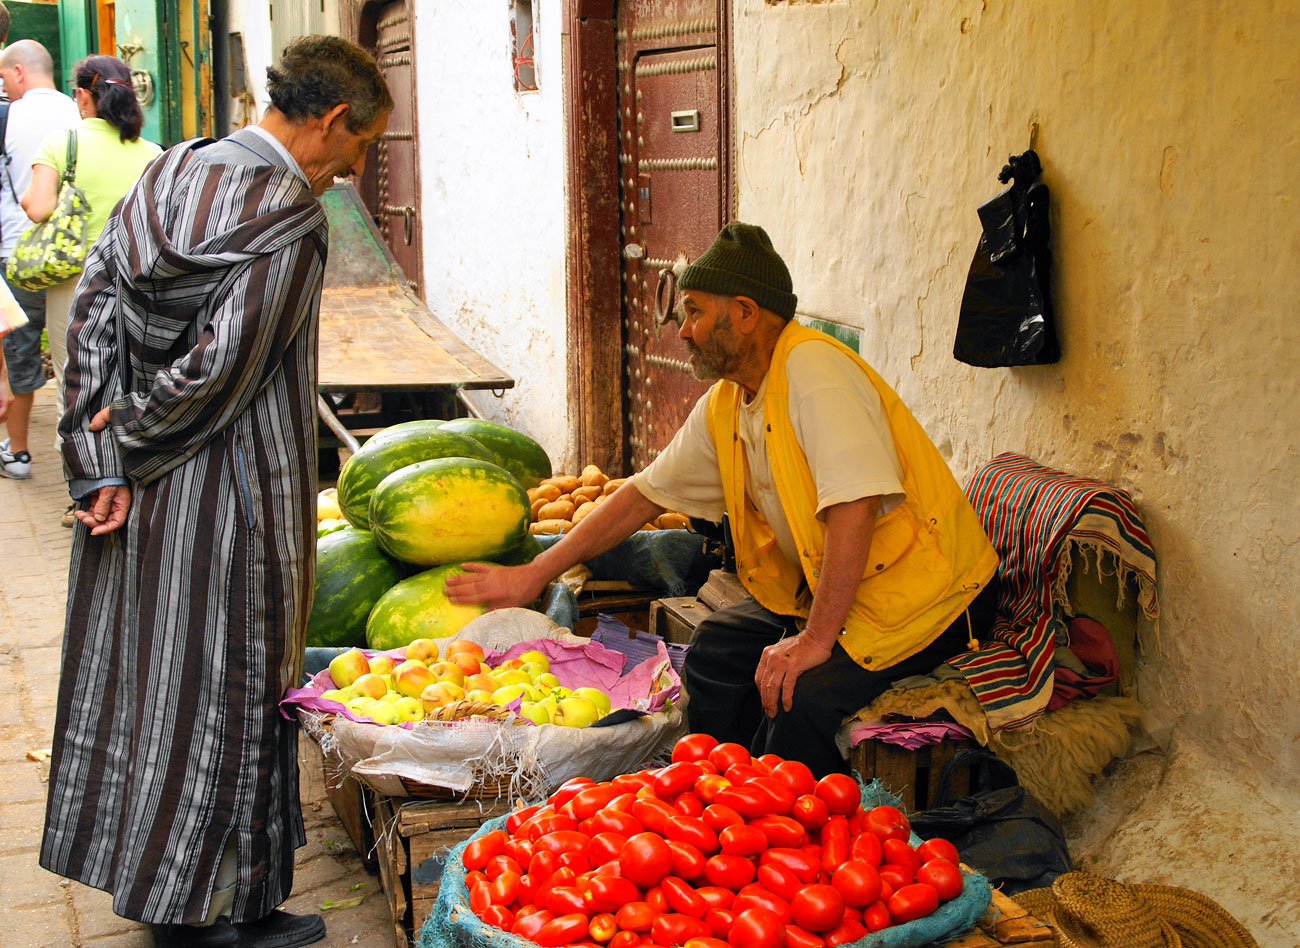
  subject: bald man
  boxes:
[0,39,79,483]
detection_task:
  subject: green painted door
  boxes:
[108,0,172,144]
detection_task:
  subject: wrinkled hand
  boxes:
[444,561,547,611]
[756,632,835,718]
[75,483,132,535]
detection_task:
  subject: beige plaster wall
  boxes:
[733,0,1300,786]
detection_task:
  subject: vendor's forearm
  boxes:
[527,482,664,584]
[801,496,880,648]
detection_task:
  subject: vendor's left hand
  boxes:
[756,632,834,718]
[88,406,113,431]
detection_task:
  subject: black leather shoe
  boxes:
[153,920,239,948]
[235,910,326,948]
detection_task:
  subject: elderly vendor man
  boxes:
[446,222,1000,775]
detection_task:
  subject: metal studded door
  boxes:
[617,1,728,470]
[375,1,422,295]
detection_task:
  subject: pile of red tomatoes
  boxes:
[460,733,966,948]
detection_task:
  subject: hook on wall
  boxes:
[1028,120,1040,151]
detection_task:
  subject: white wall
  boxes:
[412,1,571,469]
[732,0,1300,787]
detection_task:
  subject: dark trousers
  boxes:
[682,579,999,777]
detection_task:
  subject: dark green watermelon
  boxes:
[438,417,551,489]
[306,527,404,648]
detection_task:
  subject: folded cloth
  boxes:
[848,719,977,750]
[948,453,1158,732]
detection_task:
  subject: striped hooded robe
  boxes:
[40,129,326,925]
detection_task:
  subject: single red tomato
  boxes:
[878,864,914,890]
[469,880,493,915]
[696,886,735,910]
[715,785,776,820]
[683,938,732,948]
[585,875,641,913]
[524,813,579,841]
[545,884,587,916]
[507,805,542,835]
[830,860,881,908]
[705,907,736,938]
[916,838,960,866]
[732,887,791,923]
[703,853,756,890]
[588,809,643,838]
[511,908,554,939]
[645,884,669,914]
[917,859,963,901]
[849,832,882,867]
[490,871,521,906]
[863,901,892,933]
[819,816,850,873]
[516,872,538,906]
[614,901,656,932]
[749,777,796,815]
[694,773,732,804]
[588,912,618,943]
[863,805,910,843]
[609,931,643,948]
[720,823,769,857]
[759,848,820,884]
[608,791,640,813]
[620,832,673,888]
[662,875,710,918]
[537,830,591,857]
[463,829,508,870]
[656,762,707,799]
[534,913,593,947]
[632,797,677,835]
[812,774,860,816]
[667,839,707,880]
[589,832,628,866]
[703,804,745,832]
[666,816,719,854]
[770,760,816,797]
[675,793,706,818]
[708,742,753,774]
[881,838,921,874]
[725,763,770,786]
[612,771,655,795]
[822,917,868,946]
[464,869,489,890]
[755,753,783,770]
[651,913,711,946]
[484,855,520,883]
[571,784,623,820]
[504,837,534,865]
[751,815,807,849]
[783,924,825,948]
[481,904,514,930]
[887,883,939,923]
[789,794,830,831]
[755,863,801,903]
[673,733,721,763]
[790,884,845,934]
[528,849,559,881]
[729,907,788,948]
[551,777,597,809]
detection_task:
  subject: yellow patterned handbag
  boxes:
[6,131,90,291]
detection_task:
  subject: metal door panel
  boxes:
[376,1,422,296]
[113,0,165,143]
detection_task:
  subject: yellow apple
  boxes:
[519,702,550,725]
[393,661,437,698]
[535,672,561,691]
[538,696,559,718]
[328,648,370,688]
[445,639,487,663]
[427,661,467,687]
[420,680,466,712]
[464,689,496,704]
[548,686,573,701]
[571,687,612,714]
[449,651,483,677]
[490,683,531,706]
[345,695,373,715]
[518,650,550,671]
[405,638,440,664]
[493,669,531,688]
[351,673,389,700]
[465,672,497,693]
[393,696,425,722]
[379,692,403,703]
[553,696,601,728]
[368,654,398,677]
[495,658,525,672]
[520,661,549,683]
[320,688,350,705]
[365,701,401,726]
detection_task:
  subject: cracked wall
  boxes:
[733,0,1300,786]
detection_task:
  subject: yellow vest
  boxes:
[705,322,998,670]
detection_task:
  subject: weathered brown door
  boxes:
[616,2,729,470]
[373,1,422,295]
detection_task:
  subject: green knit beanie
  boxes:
[678,222,797,320]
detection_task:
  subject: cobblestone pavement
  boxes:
[0,388,395,948]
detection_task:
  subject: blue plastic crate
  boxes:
[591,613,690,674]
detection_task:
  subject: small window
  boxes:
[511,0,538,92]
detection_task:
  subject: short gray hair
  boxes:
[266,35,393,133]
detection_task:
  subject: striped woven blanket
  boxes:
[948,453,1158,731]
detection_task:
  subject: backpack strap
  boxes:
[0,99,15,218]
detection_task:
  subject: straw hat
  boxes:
[1014,872,1258,948]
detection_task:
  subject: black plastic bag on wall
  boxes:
[953,149,1060,366]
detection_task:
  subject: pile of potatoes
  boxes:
[527,465,691,535]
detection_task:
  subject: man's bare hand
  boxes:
[444,561,547,611]
[75,484,132,535]
[87,406,113,431]
[756,632,834,718]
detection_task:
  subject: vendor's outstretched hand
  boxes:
[445,561,547,611]
[756,632,834,718]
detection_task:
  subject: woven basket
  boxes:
[400,700,529,800]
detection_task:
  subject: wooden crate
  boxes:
[648,595,713,644]
[850,738,977,812]
[372,794,511,948]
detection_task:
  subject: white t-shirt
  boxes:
[0,88,80,258]
[632,339,906,570]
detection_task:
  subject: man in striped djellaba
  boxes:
[40,36,391,948]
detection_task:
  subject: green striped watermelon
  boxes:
[336,422,498,528]
[494,533,545,566]
[438,418,551,489]
[368,456,530,566]
[365,564,486,651]
[306,527,404,648]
